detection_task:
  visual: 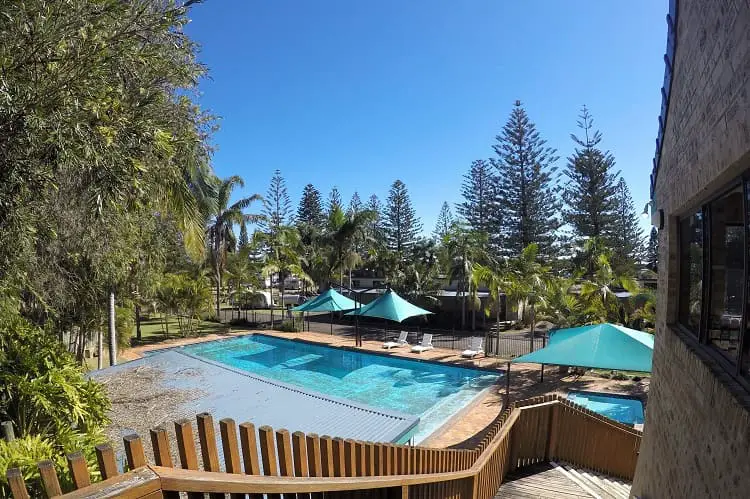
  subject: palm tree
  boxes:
[444,225,486,330]
[472,258,513,354]
[256,226,313,319]
[537,277,582,328]
[579,251,639,324]
[326,208,376,286]
[206,176,262,319]
[508,244,549,350]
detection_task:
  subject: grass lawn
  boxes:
[131,314,230,345]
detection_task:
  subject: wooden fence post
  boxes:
[67,452,91,490]
[174,419,203,499]
[95,444,119,480]
[38,460,62,497]
[123,434,147,471]
[5,469,29,499]
[238,422,262,499]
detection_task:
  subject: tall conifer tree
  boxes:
[493,101,560,258]
[562,106,619,243]
[327,186,342,216]
[611,177,644,274]
[348,192,363,216]
[261,169,292,234]
[457,159,498,250]
[383,180,422,252]
[296,183,325,229]
[433,201,454,241]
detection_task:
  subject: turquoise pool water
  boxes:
[181,334,500,442]
[567,390,644,425]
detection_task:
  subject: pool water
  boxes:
[181,334,500,442]
[567,390,644,425]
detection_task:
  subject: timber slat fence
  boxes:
[6,396,641,499]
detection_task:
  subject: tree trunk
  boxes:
[215,270,221,322]
[280,272,285,321]
[461,283,466,331]
[496,294,501,356]
[135,303,142,341]
[108,291,117,366]
[97,329,103,370]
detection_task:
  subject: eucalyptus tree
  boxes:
[206,176,262,319]
[0,0,219,351]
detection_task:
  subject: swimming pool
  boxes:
[180,334,500,442]
[566,390,644,425]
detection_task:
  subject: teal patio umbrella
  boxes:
[346,289,433,345]
[503,323,654,399]
[292,288,358,334]
[512,323,654,372]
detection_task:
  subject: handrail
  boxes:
[5,395,641,499]
[154,465,473,493]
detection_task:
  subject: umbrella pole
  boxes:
[330,312,333,335]
[540,363,544,383]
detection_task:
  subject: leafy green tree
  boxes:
[255,227,312,312]
[296,184,325,230]
[433,202,454,241]
[207,177,262,319]
[493,101,561,259]
[365,194,385,251]
[457,159,498,251]
[507,243,550,344]
[562,106,620,244]
[537,277,583,328]
[0,0,218,354]
[383,180,422,253]
[610,178,644,275]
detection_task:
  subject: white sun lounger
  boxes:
[461,337,484,358]
[411,333,434,354]
[383,331,409,349]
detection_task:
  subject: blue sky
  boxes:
[185,0,667,235]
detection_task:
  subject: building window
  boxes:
[707,185,744,362]
[678,177,750,384]
[678,211,704,335]
[351,280,360,288]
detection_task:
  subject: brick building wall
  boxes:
[631,0,750,497]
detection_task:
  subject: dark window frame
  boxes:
[676,176,750,384]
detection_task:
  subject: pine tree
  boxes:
[296,183,325,229]
[433,201,454,241]
[562,106,620,244]
[261,169,293,234]
[238,221,249,249]
[383,180,422,252]
[327,186,342,216]
[611,177,644,274]
[348,192,363,216]
[646,227,658,271]
[457,159,498,249]
[364,194,384,249]
[494,100,561,258]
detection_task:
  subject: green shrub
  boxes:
[0,311,110,495]
[275,320,302,333]
[611,371,629,381]
[0,435,55,498]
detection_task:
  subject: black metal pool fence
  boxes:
[224,308,546,359]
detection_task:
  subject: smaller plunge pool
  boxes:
[566,390,644,426]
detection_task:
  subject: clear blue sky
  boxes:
[185,0,667,235]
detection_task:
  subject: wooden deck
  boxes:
[495,462,593,498]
